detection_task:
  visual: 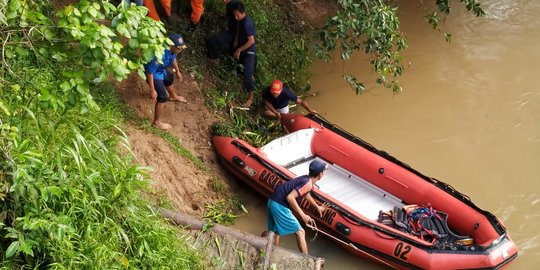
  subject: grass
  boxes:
[0,53,204,270]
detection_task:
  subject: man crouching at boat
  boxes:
[260,79,317,119]
[262,160,329,254]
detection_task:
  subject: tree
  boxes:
[1,0,169,113]
[315,0,484,94]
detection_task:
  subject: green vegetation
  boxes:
[0,1,203,268]
[0,81,202,269]
[204,199,239,225]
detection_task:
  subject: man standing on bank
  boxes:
[189,0,205,30]
[261,79,317,119]
[231,2,256,107]
[263,160,329,254]
[144,34,188,130]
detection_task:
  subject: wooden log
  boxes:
[158,208,268,249]
[156,208,325,270]
[262,231,274,270]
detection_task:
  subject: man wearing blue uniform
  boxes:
[144,34,187,130]
[261,79,317,119]
[231,2,256,107]
[263,160,329,254]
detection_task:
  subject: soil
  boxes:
[116,72,228,216]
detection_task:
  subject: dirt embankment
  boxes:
[116,0,338,217]
[117,72,225,215]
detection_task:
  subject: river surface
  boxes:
[234,0,540,269]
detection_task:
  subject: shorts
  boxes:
[154,72,174,103]
[276,105,289,114]
[267,199,301,236]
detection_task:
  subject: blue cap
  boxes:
[309,160,328,174]
[169,34,186,47]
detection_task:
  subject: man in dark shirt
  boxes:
[231,2,256,107]
[261,79,317,119]
[263,160,329,254]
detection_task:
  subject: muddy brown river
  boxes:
[234,0,540,269]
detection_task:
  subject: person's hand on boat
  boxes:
[302,214,313,225]
[317,203,330,217]
[309,110,318,115]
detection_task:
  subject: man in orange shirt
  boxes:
[189,0,204,29]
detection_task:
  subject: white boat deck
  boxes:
[288,157,403,220]
[260,129,404,220]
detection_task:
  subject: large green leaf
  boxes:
[5,241,19,258]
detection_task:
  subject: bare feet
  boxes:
[243,93,253,108]
[169,96,187,103]
[152,122,172,130]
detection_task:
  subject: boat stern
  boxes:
[280,113,319,132]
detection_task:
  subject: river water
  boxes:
[234,0,540,269]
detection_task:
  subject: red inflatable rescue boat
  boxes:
[213,113,518,269]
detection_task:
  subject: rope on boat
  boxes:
[306,221,397,269]
[242,153,251,163]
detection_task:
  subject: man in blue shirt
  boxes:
[144,34,187,130]
[231,2,256,107]
[263,160,329,254]
[261,79,317,119]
